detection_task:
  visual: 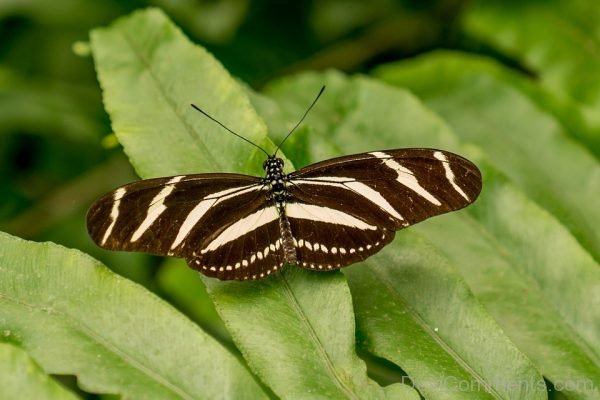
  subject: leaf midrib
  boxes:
[278,273,362,400]
[118,28,222,171]
[366,264,504,400]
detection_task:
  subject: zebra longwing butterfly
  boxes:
[87,87,482,281]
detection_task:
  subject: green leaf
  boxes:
[90,8,402,399]
[156,259,232,347]
[206,269,390,399]
[264,70,466,160]
[376,52,600,264]
[414,170,600,400]
[159,260,412,399]
[0,343,79,400]
[375,50,600,157]
[0,232,266,399]
[268,71,600,399]
[347,233,545,400]
[91,8,275,178]
[264,73,549,400]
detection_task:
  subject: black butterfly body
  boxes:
[87,148,482,280]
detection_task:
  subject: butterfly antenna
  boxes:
[190,104,270,157]
[273,85,325,156]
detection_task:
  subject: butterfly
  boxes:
[87,87,482,280]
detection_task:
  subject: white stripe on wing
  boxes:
[370,151,442,206]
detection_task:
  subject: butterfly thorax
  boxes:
[263,157,291,205]
[263,156,297,264]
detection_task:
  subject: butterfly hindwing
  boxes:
[286,201,395,270]
[188,206,286,280]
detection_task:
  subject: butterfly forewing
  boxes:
[286,149,481,270]
[87,174,288,280]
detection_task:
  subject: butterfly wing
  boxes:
[87,173,284,280]
[188,205,286,280]
[284,201,396,270]
[286,148,482,270]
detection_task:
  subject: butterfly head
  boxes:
[263,156,284,175]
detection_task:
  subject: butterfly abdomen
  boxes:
[277,206,297,264]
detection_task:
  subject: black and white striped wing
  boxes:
[286,149,482,270]
[87,174,284,280]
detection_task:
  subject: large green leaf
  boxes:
[346,232,549,400]
[263,73,549,400]
[272,72,600,398]
[265,71,600,399]
[90,8,410,399]
[91,8,274,178]
[0,232,266,399]
[0,343,78,400]
[414,172,600,400]
[376,52,600,265]
[462,0,600,153]
[205,268,389,399]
